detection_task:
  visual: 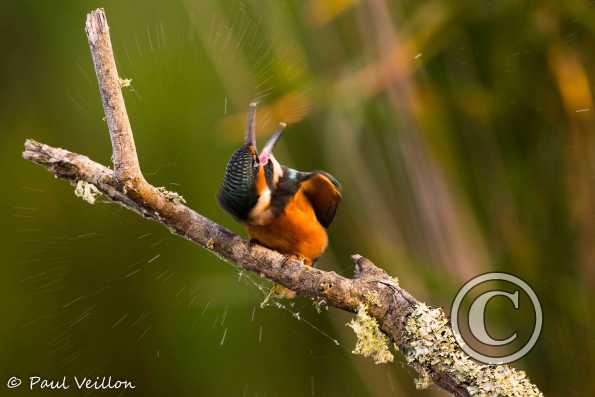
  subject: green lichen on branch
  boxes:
[414,368,433,390]
[403,303,543,396]
[363,290,381,307]
[119,77,132,88]
[157,186,186,204]
[74,180,102,204]
[347,304,394,364]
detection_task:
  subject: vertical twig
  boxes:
[85,8,142,184]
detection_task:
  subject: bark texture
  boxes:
[85,9,142,183]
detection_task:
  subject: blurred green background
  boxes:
[2,0,594,396]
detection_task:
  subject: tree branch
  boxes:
[21,8,542,397]
[85,9,142,184]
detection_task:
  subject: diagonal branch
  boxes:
[21,8,542,397]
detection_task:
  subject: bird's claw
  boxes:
[281,254,308,267]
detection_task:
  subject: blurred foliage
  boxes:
[1,0,594,396]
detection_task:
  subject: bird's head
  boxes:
[218,103,286,222]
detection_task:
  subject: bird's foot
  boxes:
[281,254,309,267]
[248,238,260,249]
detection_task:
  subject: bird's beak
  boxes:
[259,122,287,165]
[245,102,258,148]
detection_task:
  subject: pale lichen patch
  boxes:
[312,299,328,313]
[403,303,543,396]
[74,180,101,204]
[119,77,132,88]
[157,186,186,205]
[468,365,542,396]
[347,304,394,364]
[363,291,381,306]
[414,368,433,390]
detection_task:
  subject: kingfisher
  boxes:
[218,103,342,297]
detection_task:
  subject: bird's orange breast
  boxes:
[245,190,328,264]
